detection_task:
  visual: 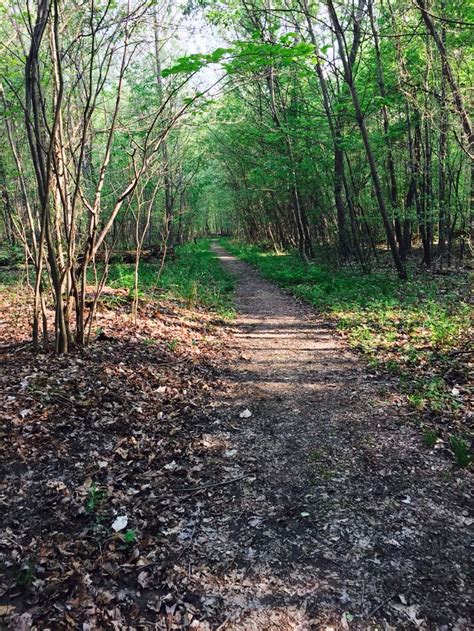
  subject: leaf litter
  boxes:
[0,251,472,630]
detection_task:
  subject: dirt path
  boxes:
[1,247,471,630]
[187,243,471,629]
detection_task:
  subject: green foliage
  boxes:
[108,240,235,317]
[85,481,107,515]
[422,429,438,448]
[0,244,23,267]
[309,448,323,462]
[167,338,180,352]
[122,529,137,545]
[161,48,231,77]
[449,436,471,469]
[16,561,36,589]
[224,239,470,431]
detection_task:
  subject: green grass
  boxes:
[222,239,472,464]
[107,239,235,318]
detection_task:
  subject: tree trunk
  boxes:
[437,0,448,259]
[327,0,407,279]
[415,0,473,156]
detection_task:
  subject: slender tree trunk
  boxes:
[415,0,473,156]
[327,0,407,279]
[368,0,404,257]
[154,9,174,251]
[437,0,448,259]
[302,0,351,258]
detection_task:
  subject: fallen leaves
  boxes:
[0,288,233,628]
[0,268,471,630]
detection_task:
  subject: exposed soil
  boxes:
[191,243,472,630]
[0,244,472,629]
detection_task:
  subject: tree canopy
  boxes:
[0,0,472,351]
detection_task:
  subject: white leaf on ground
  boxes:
[391,603,424,627]
[137,571,149,588]
[239,408,252,418]
[112,515,128,532]
[300,512,310,517]
[164,460,177,471]
[451,386,460,396]
[245,547,256,559]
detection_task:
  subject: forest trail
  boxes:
[197,242,471,629]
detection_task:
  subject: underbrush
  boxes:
[0,244,25,286]
[223,239,472,466]
[107,239,235,318]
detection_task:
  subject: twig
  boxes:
[448,349,473,357]
[365,593,395,621]
[176,474,250,493]
[216,615,231,631]
[0,341,33,353]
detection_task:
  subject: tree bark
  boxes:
[327,0,407,279]
[415,0,473,157]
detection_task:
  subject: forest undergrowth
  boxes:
[0,242,236,628]
[107,240,235,318]
[0,239,472,628]
[222,239,472,468]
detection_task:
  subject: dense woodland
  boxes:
[0,0,472,352]
[0,1,472,627]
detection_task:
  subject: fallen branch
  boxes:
[364,593,396,621]
[0,341,33,353]
[447,349,473,357]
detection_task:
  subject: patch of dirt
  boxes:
[0,246,472,630]
[191,243,471,630]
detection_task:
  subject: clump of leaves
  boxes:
[422,429,438,448]
[167,338,180,352]
[121,529,137,547]
[85,481,107,514]
[449,435,471,468]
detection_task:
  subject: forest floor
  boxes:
[0,242,472,629]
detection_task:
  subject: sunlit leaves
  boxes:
[161,48,231,77]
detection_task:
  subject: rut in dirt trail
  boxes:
[202,242,471,629]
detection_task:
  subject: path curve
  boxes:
[200,242,471,630]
